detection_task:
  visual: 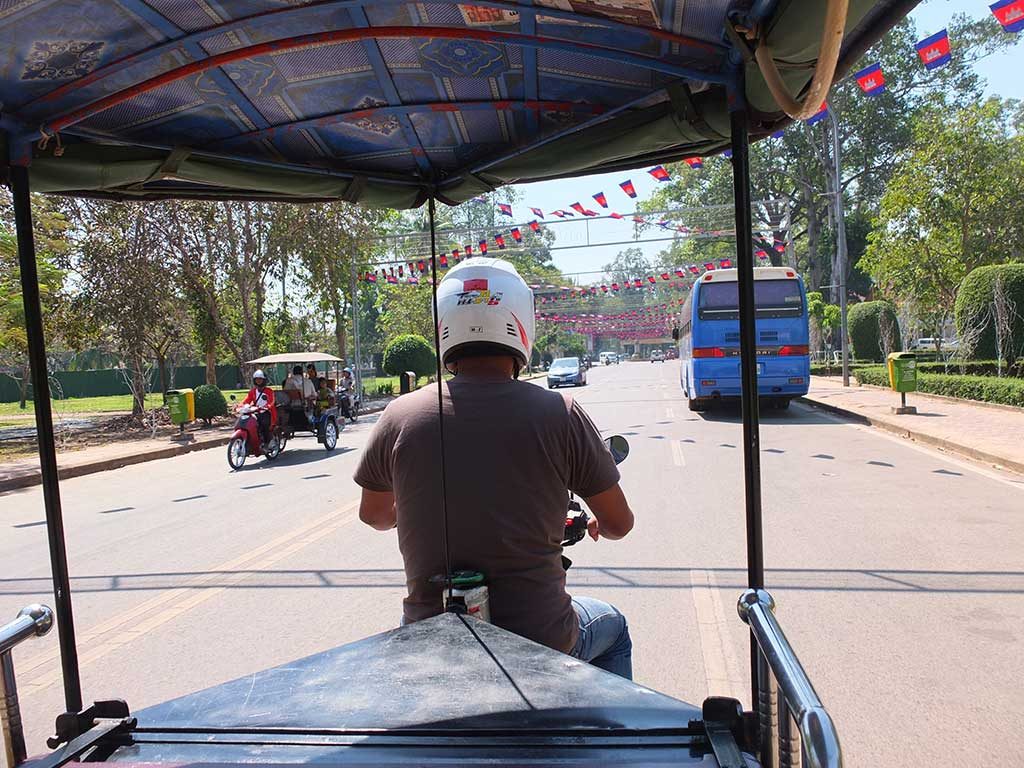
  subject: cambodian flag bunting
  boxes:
[510,227,522,243]
[387,270,398,284]
[601,285,608,293]
[991,0,1024,32]
[570,202,587,216]
[634,279,643,288]
[465,244,473,256]
[675,269,685,277]
[661,272,670,281]
[530,207,545,218]
[550,210,566,218]
[479,239,488,254]
[408,275,419,285]
[529,220,540,232]
[365,272,377,282]
[755,248,768,259]
[855,62,886,95]
[497,203,513,217]
[916,29,951,70]
[688,265,700,274]
[592,192,609,209]
[583,209,599,217]
[611,283,620,291]
[774,238,786,252]
[398,265,404,277]
[609,211,624,219]
[719,258,733,268]
[452,248,460,260]
[493,234,505,249]
[684,157,703,170]
[439,254,448,267]
[648,165,671,182]
[417,260,427,273]
[805,103,829,126]
[619,179,637,198]
[703,262,715,272]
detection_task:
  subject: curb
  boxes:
[0,403,388,494]
[798,395,1024,476]
[825,378,1024,415]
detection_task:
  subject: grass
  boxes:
[0,389,252,417]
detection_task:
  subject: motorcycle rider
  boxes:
[241,369,276,449]
[355,258,635,679]
[339,367,356,422]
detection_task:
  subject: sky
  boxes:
[503,0,1024,282]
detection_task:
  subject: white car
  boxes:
[650,350,666,363]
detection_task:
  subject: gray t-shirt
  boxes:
[354,374,620,653]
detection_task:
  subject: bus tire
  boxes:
[774,398,791,410]
[687,397,705,412]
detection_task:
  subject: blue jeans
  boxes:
[570,597,633,680]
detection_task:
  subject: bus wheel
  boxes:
[774,398,791,410]
[687,397,705,412]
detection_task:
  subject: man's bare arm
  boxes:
[359,488,397,530]
[583,483,634,540]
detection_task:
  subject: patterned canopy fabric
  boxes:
[0,0,916,206]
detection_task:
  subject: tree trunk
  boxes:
[804,188,823,294]
[157,354,169,402]
[19,362,29,409]
[331,293,347,362]
[130,355,147,417]
[205,345,217,385]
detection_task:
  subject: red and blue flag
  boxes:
[991,0,1024,32]
[530,207,545,218]
[688,265,700,275]
[510,227,522,243]
[478,239,488,254]
[755,248,768,259]
[494,234,506,249]
[703,262,715,272]
[609,211,624,219]
[805,103,829,126]
[718,258,733,268]
[439,254,448,267]
[528,220,540,232]
[684,157,703,170]
[916,29,951,70]
[570,202,587,216]
[550,210,566,218]
[452,248,460,260]
[619,179,637,198]
[408,275,420,285]
[648,165,671,182]
[593,192,608,208]
[497,203,513,217]
[855,62,886,95]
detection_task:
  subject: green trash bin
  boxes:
[166,388,195,425]
[887,353,917,393]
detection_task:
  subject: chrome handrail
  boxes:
[2,605,54,767]
[738,590,842,768]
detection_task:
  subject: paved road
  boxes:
[2,361,1022,766]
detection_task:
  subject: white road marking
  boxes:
[666,406,675,419]
[19,500,361,691]
[671,440,686,467]
[689,569,746,705]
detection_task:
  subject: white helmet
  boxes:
[252,369,266,383]
[436,257,535,368]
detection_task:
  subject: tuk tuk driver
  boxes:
[241,369,276,448]
[355,258,635,679]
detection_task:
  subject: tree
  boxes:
[862,99,1024,342]
[847,301,901,362]
[954,264,1024,361]
[383,334,435,377]
[66,201,185,416]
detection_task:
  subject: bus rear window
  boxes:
[698,280,803,319]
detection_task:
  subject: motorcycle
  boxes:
[226,404,282,470]
[339,385,360,423]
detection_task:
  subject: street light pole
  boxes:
[349,256,362,397]
[827,108,850,387]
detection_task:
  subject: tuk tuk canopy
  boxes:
[0,0,915,207]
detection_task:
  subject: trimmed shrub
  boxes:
[954,264,1024,360]
[193,384,228,425]
[847,301,901,362]
[854,367,1024,408]
[383,334,436,377]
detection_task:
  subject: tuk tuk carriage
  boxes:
[1,1,918,766]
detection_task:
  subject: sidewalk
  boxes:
[800,376,1024,475]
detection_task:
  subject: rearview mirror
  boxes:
[604,435,630,464]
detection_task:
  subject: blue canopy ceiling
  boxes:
[0,0,917,206]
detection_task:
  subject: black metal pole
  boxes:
[9,165,83,714]
[729,100,766,710]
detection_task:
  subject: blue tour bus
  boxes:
[678,267,810,411]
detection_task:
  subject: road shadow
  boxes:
[695,402,835,426]
[4,566,1022,596]
[233,444,354,471]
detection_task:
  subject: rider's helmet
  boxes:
[435,257,535,374]
[343,367,353,376]
[252,369,267,385]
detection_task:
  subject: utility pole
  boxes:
[827,108,850,387]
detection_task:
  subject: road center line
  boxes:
[689,569,746,706]
[671,440,686,467]
[18,499,361,683]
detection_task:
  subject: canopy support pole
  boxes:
[9,165,83,714]
[727,90,765,711]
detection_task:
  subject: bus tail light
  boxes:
[701,380,717,387]
[778,345,809,356]
[693,347,726,358]
[789,377,805,385]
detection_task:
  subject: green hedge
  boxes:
[916,360,1024,378]
[383,334,436,377]
[809,362,877,376]
[847,301,901,362]
[854,366,1024,408]
[954,264,1024,359]
[194,384,228,424]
